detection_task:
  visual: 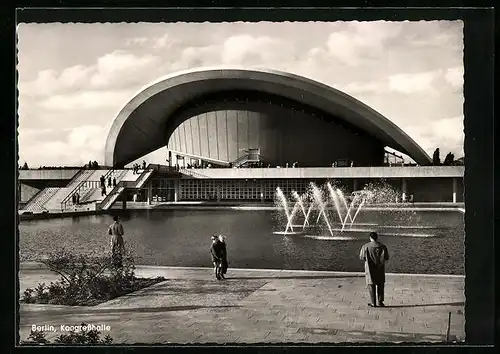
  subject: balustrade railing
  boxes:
[231,153,266,167]
[60,168,115,210]
[179,168,212,179]
[99,169,153,210]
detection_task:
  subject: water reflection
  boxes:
[19,209,464,274]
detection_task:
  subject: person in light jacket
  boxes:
[359,232,389,307]
[108,216,125,270]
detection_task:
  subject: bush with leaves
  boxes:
[21,244,165,306]
[22,329,49,344]
[21,323,113,345]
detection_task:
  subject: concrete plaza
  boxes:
[19,264,465,344]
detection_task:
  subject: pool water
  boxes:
[19,209,465,275]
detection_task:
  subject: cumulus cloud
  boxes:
[38,89,137,111]
[444,67,464,88]
[19,123,113,167]
[339,80,387,95]
[125,37,148,46]
[153,33,171,49]
[405,116,464,158]
[325,21,406,66]
[20,51,159,97]
[222,35,293,65]
[388,70,445,94]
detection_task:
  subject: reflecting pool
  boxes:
[19,209,464,275]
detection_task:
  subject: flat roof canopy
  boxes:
[105,67,432,167]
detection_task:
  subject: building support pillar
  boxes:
[452,178,457,203]
[353,178,358,192]
[122,190,127,210]
[217,185,221,202]
[147,181,152,205]
[402,178,407,202]
[174,179,179,202]
[260,183,265,203]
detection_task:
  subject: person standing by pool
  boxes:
[359,231,389,307]
[218,235,228,279]
[210,235,223,280]
[108,216,125,270]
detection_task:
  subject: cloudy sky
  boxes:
[17,21,464,167]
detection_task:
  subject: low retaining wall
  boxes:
[19,202,465,221]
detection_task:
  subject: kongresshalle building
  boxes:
[19,67,464,213]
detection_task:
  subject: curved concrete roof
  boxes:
[105,66,432,167]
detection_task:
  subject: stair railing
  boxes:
[179,168,212,179]
[98,178,136,210]
[66,168,88,188]
[134,168,155,188]
[61,168,116,210]
[231,153,266,168]
[94,169,129,209]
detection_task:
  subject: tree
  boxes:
[432,148,441,166]
[454,156,465,165]
[21,162,29,170]
[443,152,455,165]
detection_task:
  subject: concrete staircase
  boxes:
[45,169,113,211]
[67,169,94,188]
[60,169,132,211]
[134,169,154,188]
[23,187,59,212]
[79,188,103,203]
[99,186,125,210]
[59,169,114,209]
[99,169,153,211]
[22,168,151,213]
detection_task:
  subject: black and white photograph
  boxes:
[17,18,468,344]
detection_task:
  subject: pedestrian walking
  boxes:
[108,216,125,270]
[210,235,223,280]
[359,232,390,307]
[218,235,228,279]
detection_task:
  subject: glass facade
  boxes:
[177,178,326,201]
[138,178,177,203]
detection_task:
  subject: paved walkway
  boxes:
[19,264,465,344]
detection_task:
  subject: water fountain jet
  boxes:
[311,184,333,236]
[292,191,309,227]
[276,187,294,233]
[326,183,344,224]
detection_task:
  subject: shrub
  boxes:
[22,329,49,344]
[20,244,165,306]
[22,288,35,303]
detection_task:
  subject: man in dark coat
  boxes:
[218,235,228,279]
[359,232,390,307]
[210,235,223,280]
